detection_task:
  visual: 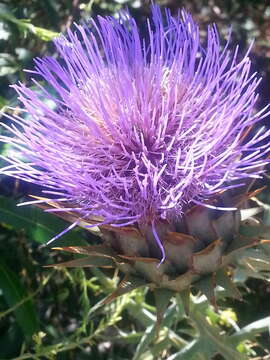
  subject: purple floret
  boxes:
[1,5,269,260]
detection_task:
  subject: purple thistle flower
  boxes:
[1,5,270,261]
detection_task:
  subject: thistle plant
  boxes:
[1,5,270,323]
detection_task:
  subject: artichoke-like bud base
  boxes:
[45,187,270,326]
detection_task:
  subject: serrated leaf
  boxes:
[191,311,246,360]
[0,258,39,339]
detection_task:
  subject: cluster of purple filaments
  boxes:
[1,6,270,260]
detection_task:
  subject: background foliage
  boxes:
[0,0,270,359]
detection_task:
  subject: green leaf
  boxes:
[215,269,242,300]
[239,224,270,239]
[151,337,173,357]
[0,6,59,41]
[167,339,207,360]
[190,311,247,360]
[132,324,156,360]
[153,288,174,328]
[0,257,39,339]
[29,25,59,41]
[0,196,85,245]
[127,302,155,327]
[230,316,270,344]
[0,328,22,358]
[193,274,217,309]
[163,302,180,329]
[179,287,191,316]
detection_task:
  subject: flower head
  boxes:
[1,6,269,259]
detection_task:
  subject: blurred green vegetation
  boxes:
[0,0,270,359]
